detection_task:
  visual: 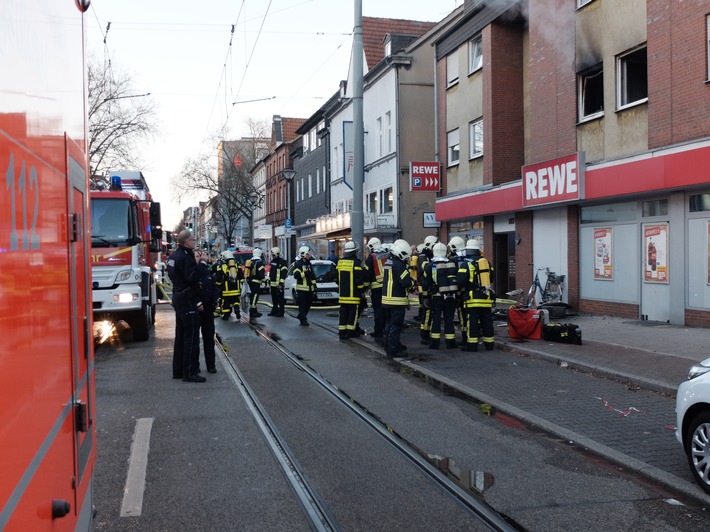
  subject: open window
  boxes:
[578,63,604,121]
[617,45,648,110]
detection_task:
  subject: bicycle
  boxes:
[525,266,565,308]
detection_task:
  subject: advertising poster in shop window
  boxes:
[644,223,668,283]
[593,227,613,280]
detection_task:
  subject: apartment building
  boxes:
[434,0,710,326]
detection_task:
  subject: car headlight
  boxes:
[687,358,710,380]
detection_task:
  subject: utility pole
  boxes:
[351,0,364,249]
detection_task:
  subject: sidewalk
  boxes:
[353,308,710,504]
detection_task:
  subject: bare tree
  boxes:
[173,132,267,247]
[88,56,159,181]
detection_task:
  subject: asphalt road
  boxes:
[91,303,710,531]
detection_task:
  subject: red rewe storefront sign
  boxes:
[410,161,441,191]
[522,152,585,207]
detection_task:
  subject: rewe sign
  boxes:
[410,161,441,191]
[522,152,585,207]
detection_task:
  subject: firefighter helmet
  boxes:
[392,239,411,261]
[253,248,263,259]
[220,250,234,260]
[448,236,465,254]
[432,242,448,258]
[366,237,381,252]
[270,246,281,256]
[298,246,311,258]
[423,235,438,249]
[465,239,481,251]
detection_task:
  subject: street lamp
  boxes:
[282,169,296,262]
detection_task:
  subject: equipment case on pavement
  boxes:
[542,323,582,345]
[508,307,548,340]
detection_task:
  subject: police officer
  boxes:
[166,230,206,382]
[423,243,458,350]
[457,239,496,352]
[382,239,413,358]
[293,246,316,326]
[364,237,385,338]
[215,250,243,321]
[267,246,288,317]
[337,241,365,339]
[245,248,266,318]
[195,250,219,373]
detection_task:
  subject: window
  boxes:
[468,35,483,74]
[447,129,460,166]
[334,145,340,179]
[690,193,710,212]
[295,180,300,202]
[309,129,317,151]
[642,199,668,217]
[577,0,594,7]
[468,119,483,158]
[308,174,312,198]
[578,64,604,120]
[385,111,392,153]
[316,168,320,194]
[322,165,326,190]
[381,187,393,213]
[446,50,459,87]
[385,40,392,57]
[617,46,648,109]
[707,16,710,80]
[376,116,383,158]
[367,191,378,213]
[303,132,309,154]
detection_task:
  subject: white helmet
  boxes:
[465,239,481,251]
[253,248,263,259]
[271,246,281,256]
[220,250,234,260]
[416,243,425,253]
[366,237,381,252]
[344,241,357,253]
[423,235,438,249]
[448,236,465,254]
[298,245,311,258]
[380,243,392,253]
[392,239,411,261]
[432,242,448,258]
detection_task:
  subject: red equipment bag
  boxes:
[508,307,545,340]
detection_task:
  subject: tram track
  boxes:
[218,317,518,532]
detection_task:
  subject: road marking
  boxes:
[120,417,154,517]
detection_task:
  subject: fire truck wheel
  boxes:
[131,302,153,341]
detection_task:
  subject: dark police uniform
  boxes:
[197,259,219,373]
[167,244,203,381]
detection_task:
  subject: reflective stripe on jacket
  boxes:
[382,258,412,306]
[337,257,365,304]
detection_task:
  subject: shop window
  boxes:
[642,199,668,217]
[690,193,710,212]
[581,202,637,224]
[617,46,648,109]
[381,187,393,213]
[578,64,604,121]
[367,191,378,213]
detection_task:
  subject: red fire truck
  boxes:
[0,0,96,530]
[90,170,162,341]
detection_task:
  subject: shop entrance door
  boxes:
[640,222,671,322]
[494,232,515,295]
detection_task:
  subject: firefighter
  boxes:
[336,241,366,339]
[457,239,496,352]
[267,246,288,317]
[215,250,243,321]
[447,236,467,344]
[417,235,438,344]
[382,239,413,358]
[364,237,385,338]
[423,242,458,349]
[244,248,266,318]
[292,246,317,326]
[166,230,205,382]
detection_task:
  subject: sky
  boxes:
[86,0,462,229]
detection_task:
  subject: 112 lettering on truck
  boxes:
[90,171,162,341]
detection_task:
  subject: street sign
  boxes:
[410,162,441,191]
[423,212,441,228]
[285,218,292,229]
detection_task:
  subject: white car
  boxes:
[284,259,339,304]
[676,357,710,494]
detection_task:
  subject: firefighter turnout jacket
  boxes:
[364,250,385,290]
[457,255,495,308]
[336,255,365,304]
[292,258,316,294]
[269,256,288,288]
[245,257,265,286]
[382,256,413,306]
[215,256,244,298]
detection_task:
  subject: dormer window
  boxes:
[384,37,392,57]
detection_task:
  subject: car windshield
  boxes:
[313,263,336,282]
